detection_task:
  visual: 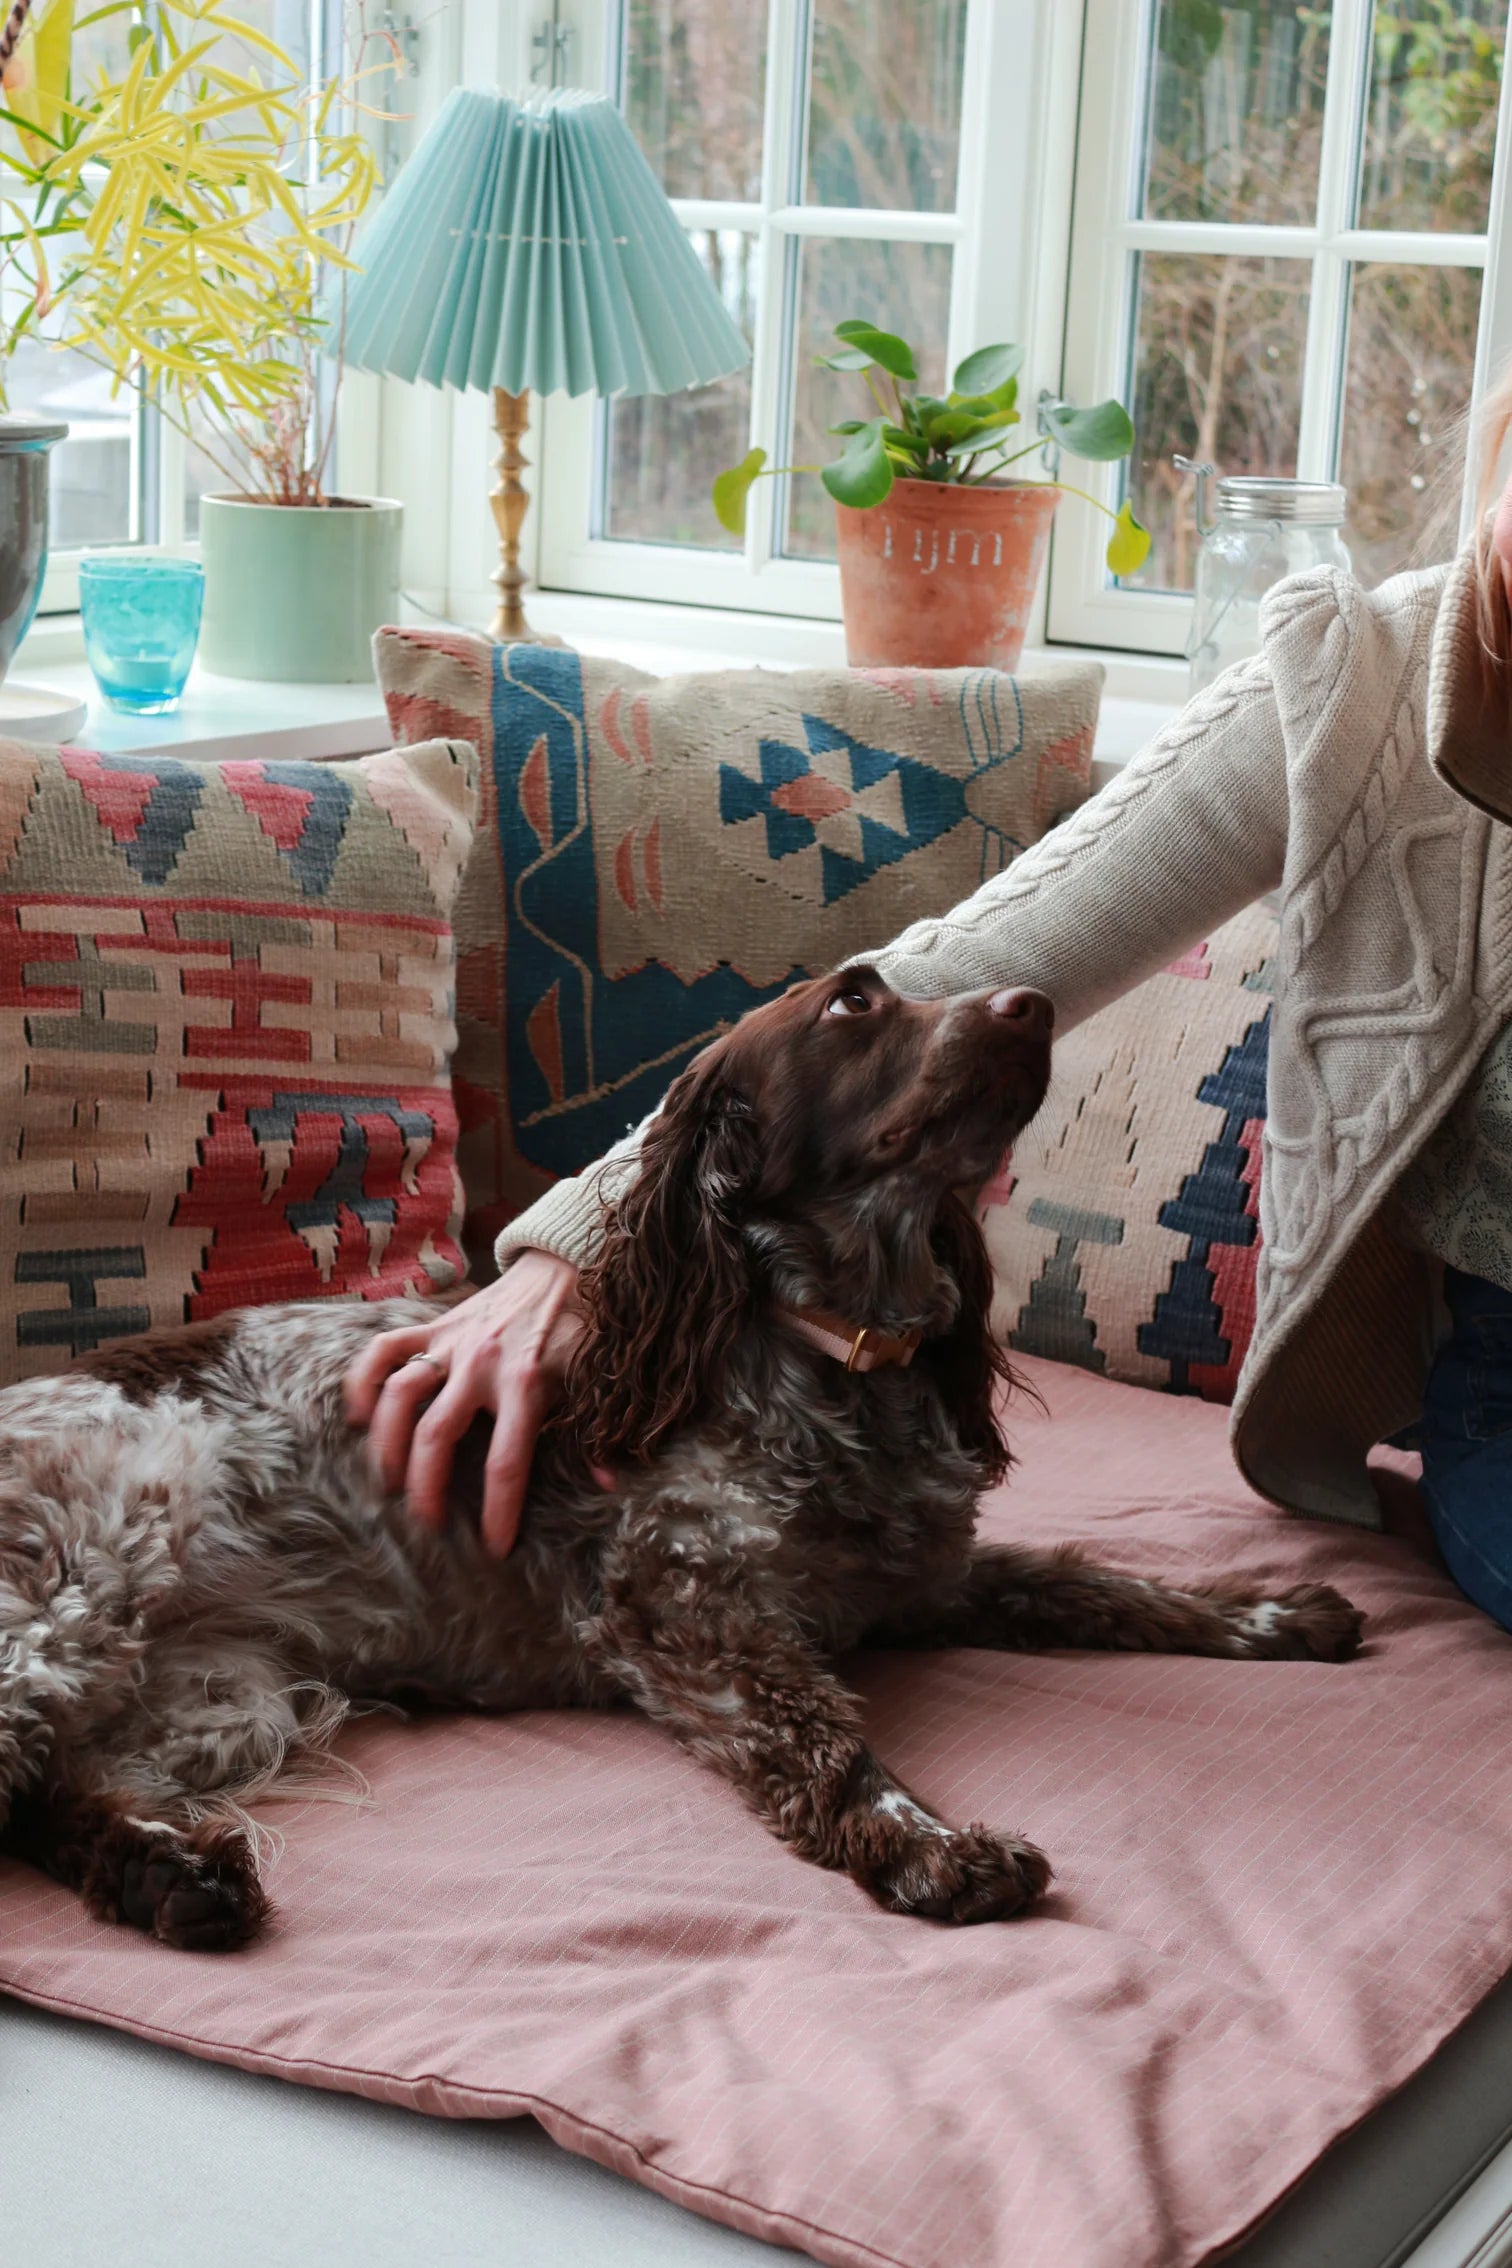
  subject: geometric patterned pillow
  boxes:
[983,899,1277,1404]
[375,629,1102,1274]
[0,735,476,1382]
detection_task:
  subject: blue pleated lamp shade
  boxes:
[337,86,751,399]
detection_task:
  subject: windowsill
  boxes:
[13,595,1191,768]
[10,637,392,763]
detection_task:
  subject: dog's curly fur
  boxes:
[0,969,1363,1948]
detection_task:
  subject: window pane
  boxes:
[782,236,953,561]
[1338,263,1480,585]
[602,230,757,548]
[210,0,313,80]
[1357,1,1507,233]
[5,337,133,553]
[70,9,134,86]
[622,0,766,202]
[185,408,258,541]
[1124,253,1310,593]
[68,0,311,91]
[1140,1,1331,224]
[805,0,967,212]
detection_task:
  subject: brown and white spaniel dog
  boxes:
[0,968,1361,1949]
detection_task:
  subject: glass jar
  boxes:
[1178,457,1351,696]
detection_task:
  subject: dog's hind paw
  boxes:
[1227,1582,1364,1663]
[862,1820,1051,1925]
[108,1822,270,1952]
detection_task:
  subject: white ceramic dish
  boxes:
[0,679,90,744]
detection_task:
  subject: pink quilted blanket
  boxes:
[4,1357,1512,2268]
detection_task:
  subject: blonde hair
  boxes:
[1474,359,1512,655]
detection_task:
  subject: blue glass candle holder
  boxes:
[79,555,205,715]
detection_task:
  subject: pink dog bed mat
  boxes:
[5,1356,1512,2268]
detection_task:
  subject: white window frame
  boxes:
[1052,0,1512,656]
[515,0,1081,626]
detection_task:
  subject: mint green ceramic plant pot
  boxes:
[198,494,403,682]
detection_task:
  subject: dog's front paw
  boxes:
[856,1814,1051,1924]
[1227,1582,1364,1663]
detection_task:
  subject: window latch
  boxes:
[532,4,575,88]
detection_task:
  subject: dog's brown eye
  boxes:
[827,988,872,1018]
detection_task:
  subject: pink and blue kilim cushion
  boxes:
[983,900,1278,1404]
[375,630,1103,1269]
[0,733,477,1383]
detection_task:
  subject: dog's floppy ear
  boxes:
[921,1193,1017,1486]
[568,1055,762,1466]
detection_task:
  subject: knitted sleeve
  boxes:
[495,651,1290,1273]
[869,647,1288,1019]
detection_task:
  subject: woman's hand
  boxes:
[343,1251,584,1558]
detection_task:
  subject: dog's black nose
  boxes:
[986,987,1054,1038]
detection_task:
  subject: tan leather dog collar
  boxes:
[772,1305,923,1372]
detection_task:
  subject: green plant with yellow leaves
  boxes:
[0,0,382,503]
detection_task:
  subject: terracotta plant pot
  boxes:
[833,477,1061,671]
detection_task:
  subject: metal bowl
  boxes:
[0,414,69,683]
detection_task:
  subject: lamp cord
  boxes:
[399,589,475,631]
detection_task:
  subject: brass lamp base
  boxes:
[488,386,533,642]
[486,385,570,648]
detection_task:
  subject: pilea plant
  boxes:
[714,323,1152,577]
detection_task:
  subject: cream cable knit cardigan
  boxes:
[497,538,1512,1528]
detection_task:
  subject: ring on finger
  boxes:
[403,1352,446,1380]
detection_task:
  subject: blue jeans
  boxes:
[1419,1266,1512,1633]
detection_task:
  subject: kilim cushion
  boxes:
[374,630,1102,1268]
[0,734,476,1382]
[983,899,1278,1404]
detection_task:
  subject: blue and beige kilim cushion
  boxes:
[982,899,1277,1405]
[375,630,1103,1269]
[0,734,476,1381]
